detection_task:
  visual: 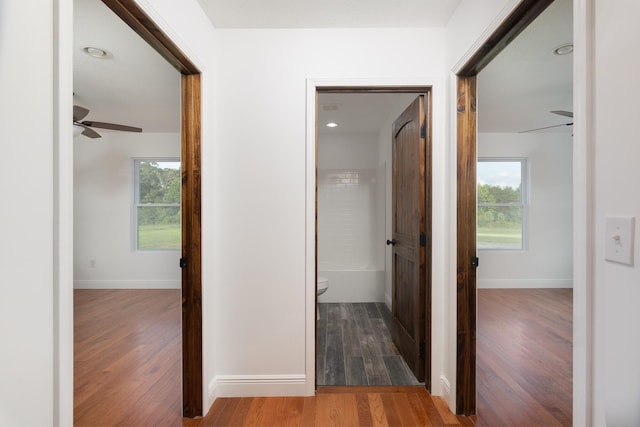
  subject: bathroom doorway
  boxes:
[315,88,431,388]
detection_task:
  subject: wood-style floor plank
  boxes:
[318,302,420,387]
[74,288,571,426]
[476,288,572,426]
[187,388,473,426]
[74,289,182,426]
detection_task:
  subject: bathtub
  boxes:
[317,269,386,303]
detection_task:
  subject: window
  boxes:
[477,158,527,250]
[134,159,181,250]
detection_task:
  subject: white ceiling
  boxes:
[73,0,572,137]
[74,0,180,134]
[197,0,463,28]
[478,0,573,133]
[318,93,419,135]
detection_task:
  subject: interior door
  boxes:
[390,95,426,382]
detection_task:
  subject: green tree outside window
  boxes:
[135,159,181,250]
[477,159,527,250]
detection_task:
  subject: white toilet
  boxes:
[317,276,329,319]
[317,276,329,296]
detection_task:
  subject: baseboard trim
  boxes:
[209,374,309,398]
[477,279,573,289]
[440,374,451,405]
[73,279,180,289]
[440,374,451,395]
[385,292,392,311]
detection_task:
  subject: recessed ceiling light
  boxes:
[553,43,573,55]
[82,46,110,59]
[326,122,338,128]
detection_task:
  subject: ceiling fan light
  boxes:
[73,124,84,137]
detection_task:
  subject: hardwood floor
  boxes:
[74,289,183,426]
[185,387,475,426]
[317,303,421,386]
[74,288,571,426]
[476,288,573,426]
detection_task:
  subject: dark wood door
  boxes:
[391,95,426,382]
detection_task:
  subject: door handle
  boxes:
[386,239,397,246]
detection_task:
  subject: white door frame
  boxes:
[571,0,594,424]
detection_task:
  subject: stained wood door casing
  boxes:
[181,74,203,417]
[391,95,426,382]
[456,76,476,415]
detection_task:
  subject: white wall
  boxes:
[593,0,640,424]
[0,1,55,425]
[213,28,447,397]
[74,132,181,289]
[477,132,573,288]
[446,0,524,70]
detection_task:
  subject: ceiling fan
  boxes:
[519,110,573,133]
[73,105,143,138]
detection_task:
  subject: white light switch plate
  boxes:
[605,216,635,266]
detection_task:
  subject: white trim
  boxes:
[210,374,307,398]
[477,279,573,289]
[305,79,317,396]
[446,73,458,411]
[440,374,451,403]
[451,0,523,75]
[135,0,205,72]
[73,280,181,289]
[305,76,445,399]
[572,0,594,425]
[53,0,74,425]
[385,292,392,311]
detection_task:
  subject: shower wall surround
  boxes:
[318,132,386,302]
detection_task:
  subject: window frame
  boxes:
[477,157,529,251]
[133,157,181,252]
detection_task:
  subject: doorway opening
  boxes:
[314,87,432,390]
[73,0,202,420]
[454,0,578,421]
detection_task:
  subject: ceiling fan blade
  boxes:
[73,105,90,122]
[519,122,573,133]
[80,121,143,133]
[551,110,573,118]
[80,126,102,139]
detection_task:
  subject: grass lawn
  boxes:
[139,223,181,250]
[477,225,522,249]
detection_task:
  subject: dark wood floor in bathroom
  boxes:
[316,302,422,386]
